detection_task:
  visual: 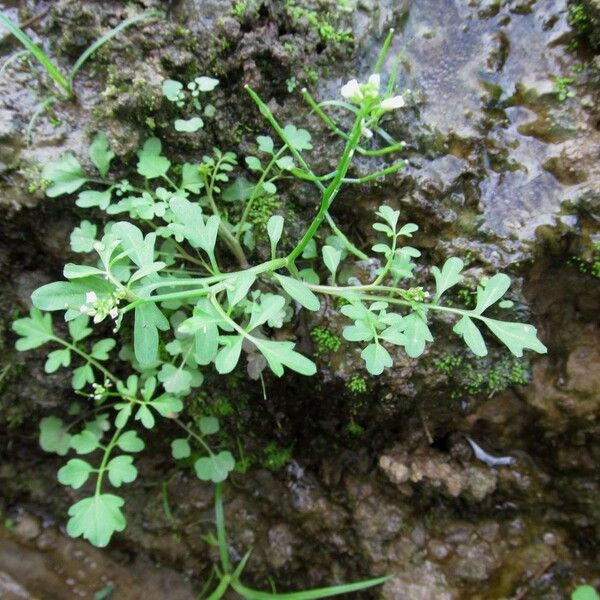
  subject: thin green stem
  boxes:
[53,337,119,384]
[374,28,395,73]
[286,107,366,264]
[95,426,125,495]
[68,10,162,87]
[214,483,232,573]
[173,418,213,455]
[236,147,286,240]
[0,13,71,96]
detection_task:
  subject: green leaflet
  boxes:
[322,245,341,281]
[13,308,54,350]
[175,117,204,132]
[89,132,115,177]
[39,416,71,456]
[194,450,235,483]
[432,257,464,301]
[32,277,113,320]
[70,220,98,252]
[70,430,100,454]
[252,338,317,376]
[45,348,71,373]
[360,343,392,375]
[282,124,313,151]
[274,274,320,311]
[215,336,244,374]
[267,215,284,258]
[474,274,511,314]
[67,494,126,548]
[42,153,87,197]
[136,137,171,179]
[199,416,219,435]
[481,318,547,357]
[169,196,219,260]
[116,431,145,452]
[171,438,191,459]
[134,303,169,366]
[572,586,600,600]
[58,459,93,489]
[453,316,487,357]
[402,312,433,358]
[107,455,138,487]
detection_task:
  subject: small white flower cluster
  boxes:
[80,291,119,323]
[91,380,112,402]
[340,73,406,111]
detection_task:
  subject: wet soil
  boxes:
[0,0,599,598]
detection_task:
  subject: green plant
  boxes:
[285,0,353,45]
[434,354,529,398]
[0,10,160,138]
[13,31,546,592]
[196,483,387,599]
[569,3,592,36]
[570,241,600,278]
[311,326,341,356]
[287,76,299,93]
[347,375,367,394]
[572,585,600,600]
[554,76,576,101]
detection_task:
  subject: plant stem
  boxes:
[286,107,366,264]
[214,483,232,573]
[95,426,125,495]
[235,147,286,240]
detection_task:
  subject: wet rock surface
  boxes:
[0,0,599,598]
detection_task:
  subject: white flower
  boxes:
[85,291,97,304]
[362,126,373,139]
[80,305,95,316]
[367,73,381,88]
[109,307,119,320]
[93,313,103,324]
[341,79,362,102]
[380,95,406,110]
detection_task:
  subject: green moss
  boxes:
[570,241,600,278]
[434,353,530,398]
[262,442,292,470]
[285,0,353,44]
[346,375,367,394]
[248,195,282,230]
[311,326,341,356]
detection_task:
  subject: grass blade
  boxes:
[0,13,71,96]
[0,49,31,78]
[68,10,162,86]
[231,576,390,600]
